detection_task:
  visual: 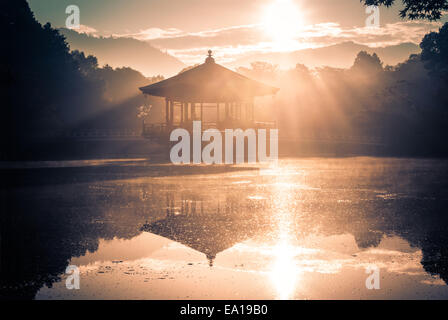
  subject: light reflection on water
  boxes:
[267,165,300,299]
[1,157,448,299]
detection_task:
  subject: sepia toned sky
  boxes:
[28,0,446,64]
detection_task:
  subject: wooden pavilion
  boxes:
[139,50,279,138]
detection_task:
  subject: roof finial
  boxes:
[205,49,215,63]
[206,253,216,267]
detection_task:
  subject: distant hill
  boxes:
[229,41,421,69]
[60,28,185,77]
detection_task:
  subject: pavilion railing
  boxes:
[142,120,277,138]
[142,122,388,145]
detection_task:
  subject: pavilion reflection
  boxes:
[141,193,271,267]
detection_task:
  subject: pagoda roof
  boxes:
[139,51,279,102]
[141,212,263,266]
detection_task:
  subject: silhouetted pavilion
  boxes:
[139,50,279,137]
[142,212,262,267]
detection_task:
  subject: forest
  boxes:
[1,1,163,159]
[2,0,448,159]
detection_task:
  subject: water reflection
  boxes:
[141,194,268,267]
[269,239,299,299]
[1,158,448,299]
[267,166,300,299]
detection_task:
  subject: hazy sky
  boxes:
[28,0,446,63]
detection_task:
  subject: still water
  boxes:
[1,158,448,299]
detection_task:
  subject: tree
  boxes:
[351,51,384,74]
[1,0,158,159]
[420,22,448,80]
[361,0,448,20]
[71,50,99,76]
[1,0,89,157]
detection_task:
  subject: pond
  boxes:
[1,157,448,299]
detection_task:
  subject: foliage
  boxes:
[420,23,448,80]
[237,25,448,155]
[351,51,383,74]
[1,0,158,158]
[361,0,448,20]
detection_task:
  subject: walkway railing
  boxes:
[63,129,141,139]
[142,121,278,138]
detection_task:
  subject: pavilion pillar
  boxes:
[185,102,189,121]
[216,103,220,122]
[200,103,203,122]
[182,102,186,122]
[187,103,190,121]
[180,103,184,123]
[191,103,196,120]
[169,100,174,125]
[165,98,169,124]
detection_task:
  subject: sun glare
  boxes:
[266,165,301,299]
[261,0,304,50]
[269,238,300,299]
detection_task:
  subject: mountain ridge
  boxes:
[227,41,421,69]
[59,28,185,77]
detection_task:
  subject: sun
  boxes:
[261,0,304,49]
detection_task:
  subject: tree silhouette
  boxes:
[420,23,448,81]
[361,0,448,20]
[71,50,100,76]
[351,51,384,74]
[1,1,89,158]
[1,1,158,159]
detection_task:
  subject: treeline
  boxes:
[237,23,448,156]
[1,1,161,159]
[2,1,448,159]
